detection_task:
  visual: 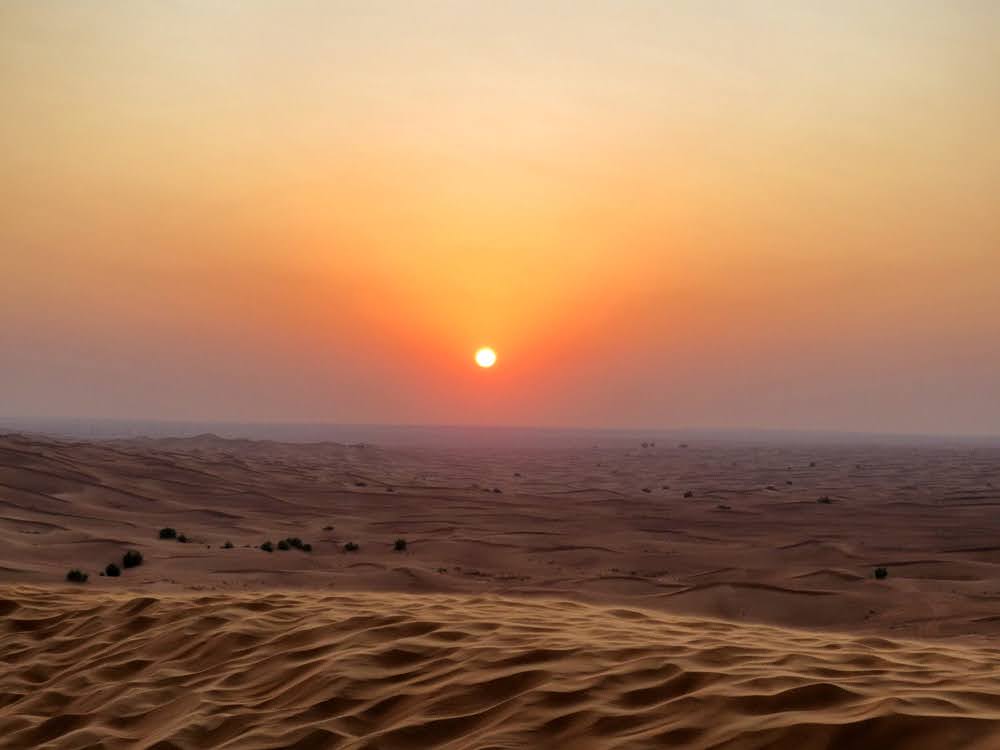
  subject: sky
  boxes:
[2,1,999,434]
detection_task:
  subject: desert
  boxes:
[4,2,999,745]
[3,429,1000,748]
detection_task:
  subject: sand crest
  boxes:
[3,586,1000,750]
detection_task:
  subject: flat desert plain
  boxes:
[3,431,1000,748]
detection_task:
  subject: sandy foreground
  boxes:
[2,431,1000,748]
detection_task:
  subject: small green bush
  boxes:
[105,563,121,577]
[66,569,88,583]
[874,567,888,580]
[302,543,312,552]
[261,541,274,553]
[277,539,290,551]
[159,527,177,539]
[223,540,234,549]
[177,533,189,543]
[344,542,359,552]
[122,550,143,569]
[285,537,304,549]
[393,538,407,552]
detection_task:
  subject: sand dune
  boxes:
[3,586,1000,750]
[3,431,1000,747]
[3,432,1000,639]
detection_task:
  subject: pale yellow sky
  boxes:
[2,1,999,432]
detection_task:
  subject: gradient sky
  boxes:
[2,1,999,433]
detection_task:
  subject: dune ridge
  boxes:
[3,586,1000,749]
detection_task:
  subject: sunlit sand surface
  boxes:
[4,587,1000,749]
[2,431,1000,747]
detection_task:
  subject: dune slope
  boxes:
[2,587,1000,750]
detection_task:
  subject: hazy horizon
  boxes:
[3,1,999,434]
[3,415,999,446]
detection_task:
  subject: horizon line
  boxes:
[2,414,999,442]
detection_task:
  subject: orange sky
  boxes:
[2,1,999,433]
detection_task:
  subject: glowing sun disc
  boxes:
[475,347,497,368]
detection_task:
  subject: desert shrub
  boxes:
[816,496,833,504]
[302,543,312,552]
[322,525,334,531]
[261,541,274,553]
[344,542,359,552]
[105,563,121,577]
[177,534,189,543]
[159,527,177,539]
[277,539,290,551]
[874,567,888,580]
[683,490,694,498]
[223,541,234,549]
[285,537,304,550]
[393,538,407,552]
[122,550,143,569]
[66,569,88,583]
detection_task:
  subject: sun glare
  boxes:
[475,347,497,368]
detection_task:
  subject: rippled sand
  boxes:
[3,431,1000,747]
[3,587,1000,749]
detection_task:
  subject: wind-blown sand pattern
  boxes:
[3,431,1000,747]
[3,587,1000,750]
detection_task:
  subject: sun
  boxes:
[474,347,497,368]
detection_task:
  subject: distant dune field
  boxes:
[2,432,1000,748]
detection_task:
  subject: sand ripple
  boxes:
[3,587,1000,749]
